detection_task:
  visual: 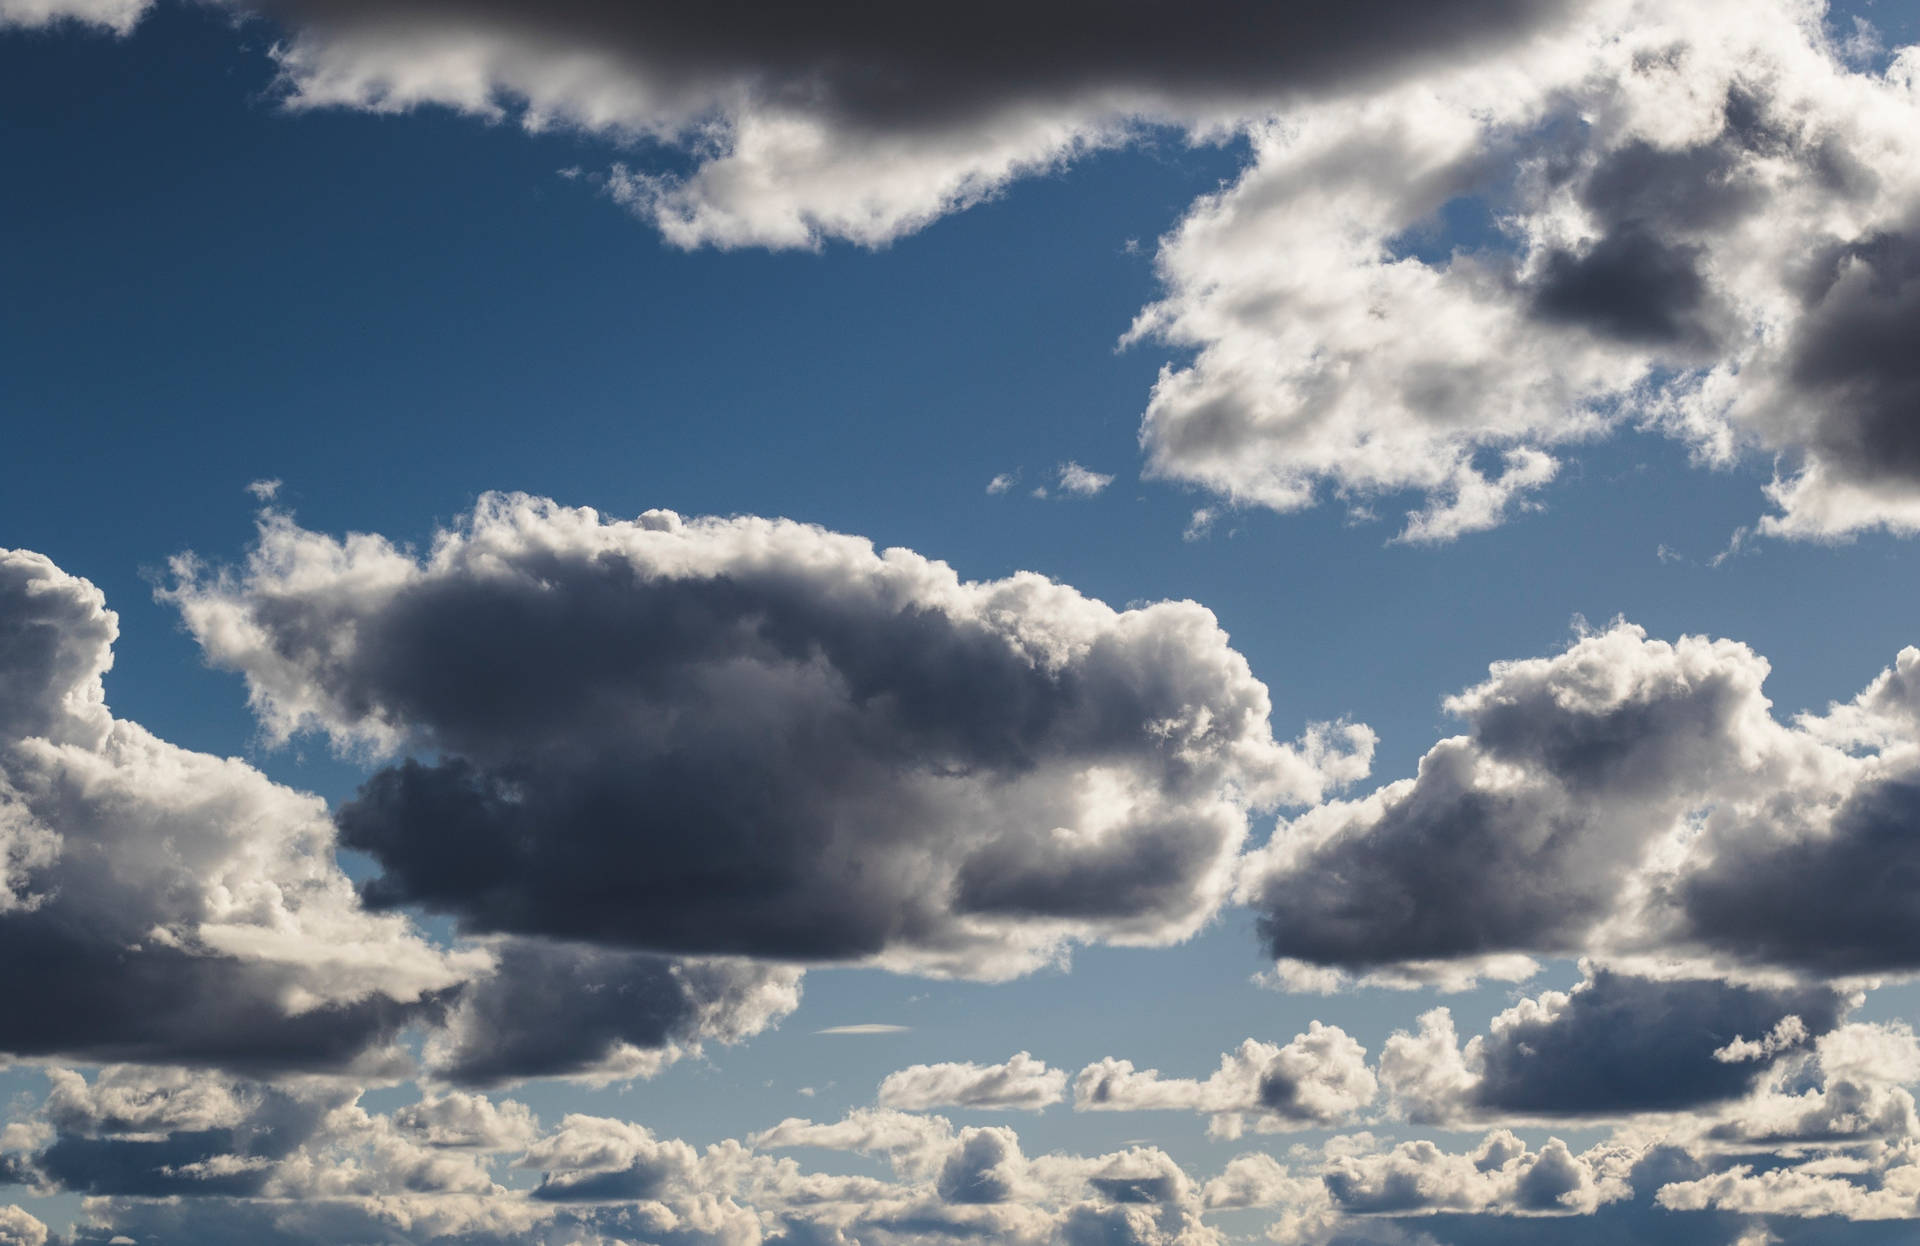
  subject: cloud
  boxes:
[1378,969,1846,1124]
[170,493,1371,981]
[390,1093,539,1152]
[0,548,476,1074]
[421,941,802,1087]
[1133,0,1920,540]
[877,1052,1066,1112]
[0,0,145,33]
[210,0,1590,250]
[1056,463,1115,497]
[816,1025,911,1036]
[1075,1024,1376,1136]
[1238,620,1920,981]
[0,1206,44,1246]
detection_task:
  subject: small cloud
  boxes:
[1031,486,1049,499]
[986,471,1018,495]
[797,1086,817,1097]
[1183,508,1216,542]
[246,478,282,502]
[816,1024,911,1035]
[1656,543,1684,564]
[1710,524,1754,568]
[558,165,585,180]
[1056,462,1114,496]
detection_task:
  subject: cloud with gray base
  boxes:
[169,493,1373,981]
[1239,620,1920,985]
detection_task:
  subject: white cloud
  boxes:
[878,1052,1067,1112]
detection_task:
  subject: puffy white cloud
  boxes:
[170,494,1371,980]
[1074,1024,1376,1135]
[1056,463,1116,497]
[390,1092,540,1152]
[876,1051,1066,1112]
[1321,1132,1632,1217]
[0,1206,45,1246]
[1135,0,1920,540]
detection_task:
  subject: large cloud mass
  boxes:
[171,494,1369,980]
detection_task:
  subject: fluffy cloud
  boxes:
[1074,1024,1376,1136]
[876,1052,1066,1112]
[1134,0,1920,540]
[0,549,475,1073]
[0,0,144,33]
[1240,620,1920,981]
[170,494,1371,980]
[0,1206,44,1246]
[422,941,802,1087]
[210,0,1590,250]
[1378,970,1846,1123]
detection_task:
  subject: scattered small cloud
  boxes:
[816,1024,911,1036]
[245,478,281,501]
[1183,508,1216,541]
[986,471,1018,495]
[1056,461,1114,496]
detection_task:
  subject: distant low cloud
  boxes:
[878,1052,1066,1112]
[170,493,1373,980]
[1075,1024,1376,1136]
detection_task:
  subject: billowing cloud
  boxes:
[0,1206,45,1246]
[0,549,475,1074]
[170,494,1371,980]
[423,941,802,1087]
[1240,620,1920,981]
[1075,1024,1376,1136]
[1378,969,1847,1123]
[877,1052,1066,1112]
[1135,0,1920,540]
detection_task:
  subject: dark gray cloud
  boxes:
[173,496,1365,979]
[1679,777,1920,974]
[425,941,800,1087]
[1788,227,1920,487]
[1470,971,1844,1117]
[246,0,1579,129]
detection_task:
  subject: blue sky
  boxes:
[8,2,1920,1244]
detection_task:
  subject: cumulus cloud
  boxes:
[0,549,477,1074]
[877,1052,1066,1112]
[201,0,1590,251]
[1377,969,1846,1124]
[422,941,802,1087]
[170,494,1371,980]
[1239,620,1920,981]
[0,1206,44,1246]
[1075,1024,1376,1136]
[1134,0,1920,540]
